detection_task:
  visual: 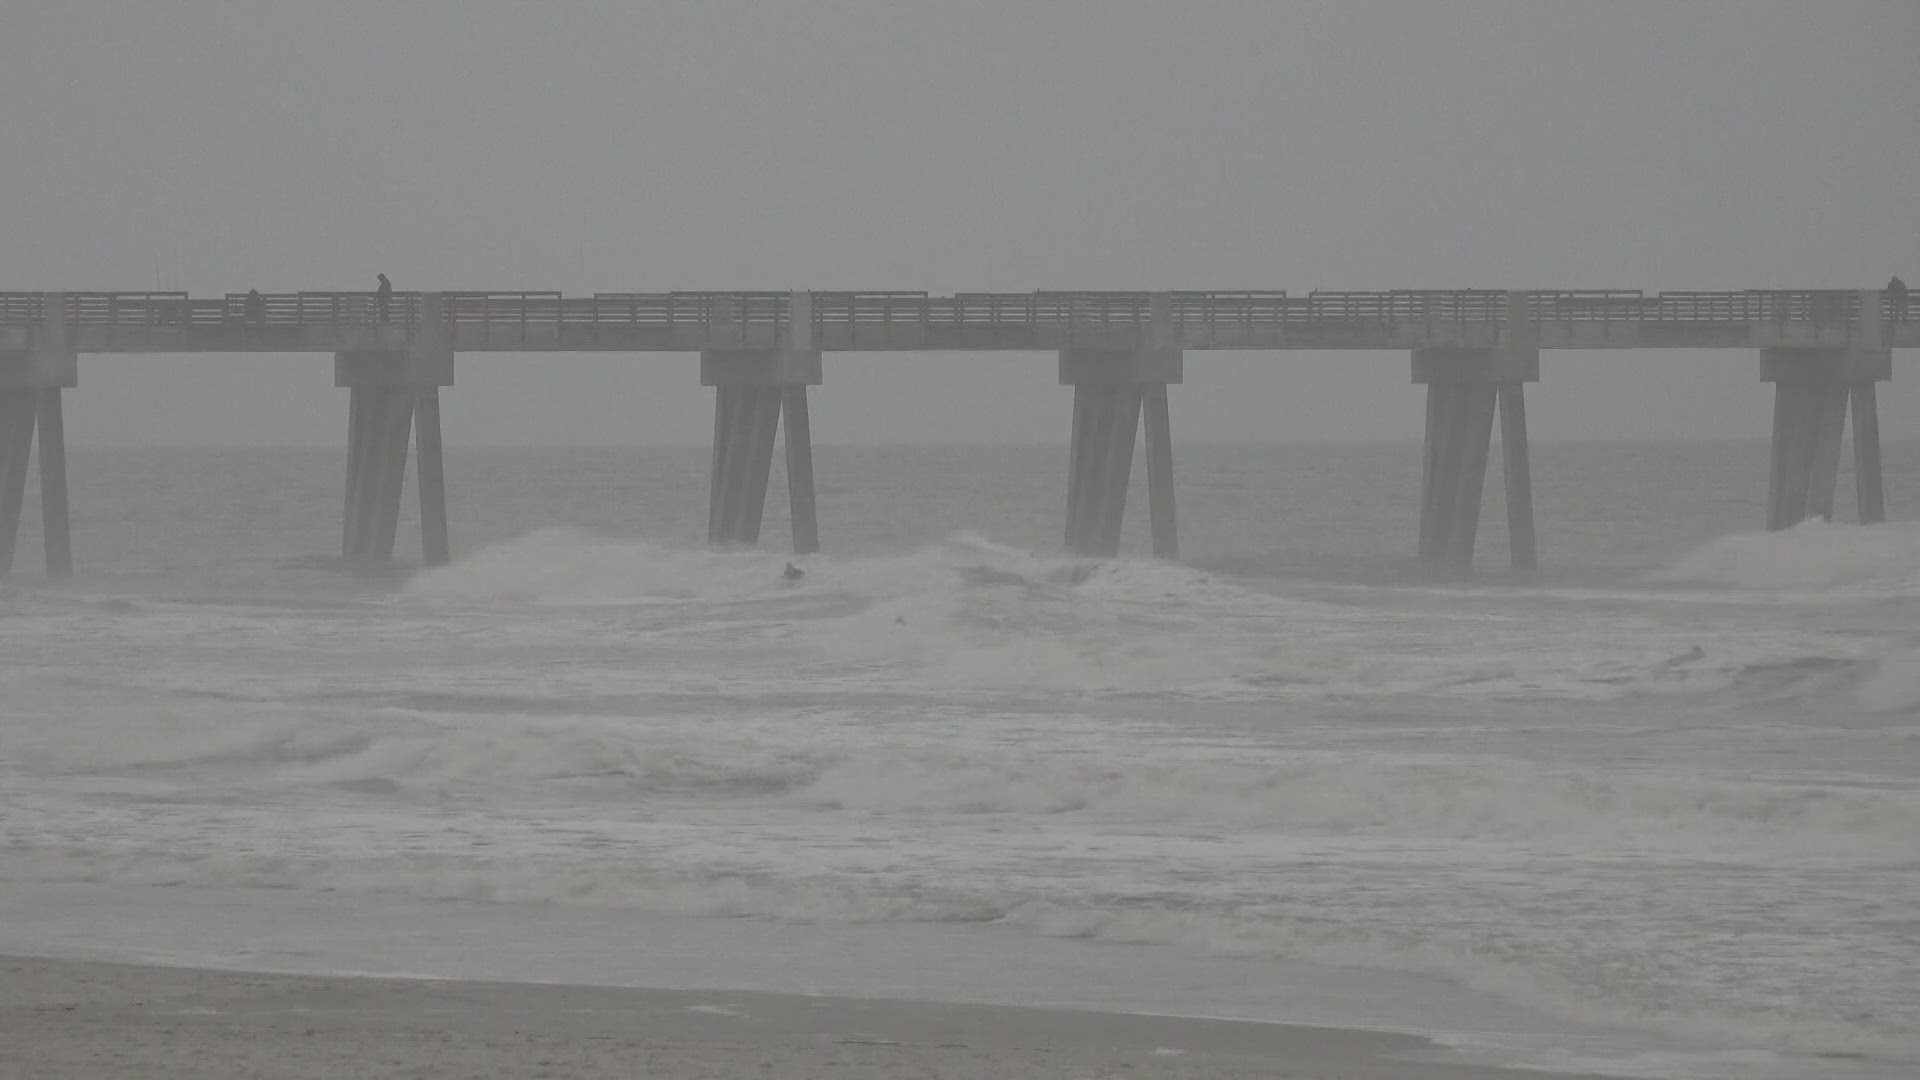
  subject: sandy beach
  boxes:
[0,955,1630,1079]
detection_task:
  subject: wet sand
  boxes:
[0,955,1624,1079]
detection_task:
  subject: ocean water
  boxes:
[1,441,1916,1078]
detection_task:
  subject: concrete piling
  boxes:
[736,389,783,546]
[1096,385,1145,556]
[339,384,449,564]
[342,387,372,556]
[702,336,823,551]
[335,295,455,565]
[1803,386,1850,524]
[705,387,787,547]
[1448,385,1498,569]
[1,320,77,576]
[1059,346,1182,559]
[340,386,420,560]
[1417,385,1450,564]
[782,386,819,555]
[414,389,450,566]
[1413,336,1540,570]
[1851,383,1885,524]
[34,390,72,574]
[0,392,35,576]
[1760,343,1890,529]
[1143,384,1178,559]
[369,391,416,559]
[1497,383,1536,570]
[707,387,741,545]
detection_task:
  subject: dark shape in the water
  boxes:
[784,562,804,581]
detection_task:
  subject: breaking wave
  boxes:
[6,686,1910,854]
[795,756,1920,850]
[394,529,1831,702]
[1648,521,1920,592]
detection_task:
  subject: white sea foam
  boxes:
[404,528,800,604]
[796,755,1920,850]
[7,684,1909,852]
[394,530,1836,702]
[7,497,1916,1075]
[4,845,1910,1063]
[1854,647,1920,711]
[1649,521,1920,591]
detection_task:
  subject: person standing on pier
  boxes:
[1890,275,1908,321]
[376,273,393,322]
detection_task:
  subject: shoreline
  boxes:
[1,953,1627,1079]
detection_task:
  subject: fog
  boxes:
[5,6,1919,1079]
[2,1,1913,444]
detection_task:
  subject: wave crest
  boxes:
[1649,521,1920,591]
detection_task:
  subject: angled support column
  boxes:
[726,388,783,546]
[342,386,374,556]
[1,317,78,576]
[414,388,450,566]
[707,386,742,545]
[701,313,823,551]
[1447,386,1499,569]
[0,392,34,577]
[783,386,819,555]
[1143,384,1178,559]
[1497,383,1536,570]
[367,391,416,560]
[1804,386,1850,523]
[1064,387,1092,554]
[336,293,454,565]
[1093,385,1144,558]
[1761,343,1891,528]
[341,385,420,561]
[1852,383,1885,524]
[35,390,71,574]
[1059,346,1181,559]
[1417,386,1460,564]
[1413,333,1540,570]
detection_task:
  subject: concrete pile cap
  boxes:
[700,349,824,387]
[1759,347,1891,386]
[1410,347,1539,386]
[1058,348,1184,386]
[0,350,79,389]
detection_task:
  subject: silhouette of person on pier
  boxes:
[376,273,392,322]
[244,289,264,323]
[1890,275,1908,321]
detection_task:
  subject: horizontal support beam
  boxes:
[1060,348,1183,385]
[700,349,823,387]
[0,349,78,388]
[335,348,454,388]
[1759,347,1892,386]
[1412,347,1539,385]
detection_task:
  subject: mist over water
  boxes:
[2,441,1916,1078]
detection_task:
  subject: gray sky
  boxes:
[3,1,1914,445]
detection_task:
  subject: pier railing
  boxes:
[1,289,1911,339]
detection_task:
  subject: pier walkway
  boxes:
[2,287,1912,574]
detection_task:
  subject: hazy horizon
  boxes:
[4,1,1912,447]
